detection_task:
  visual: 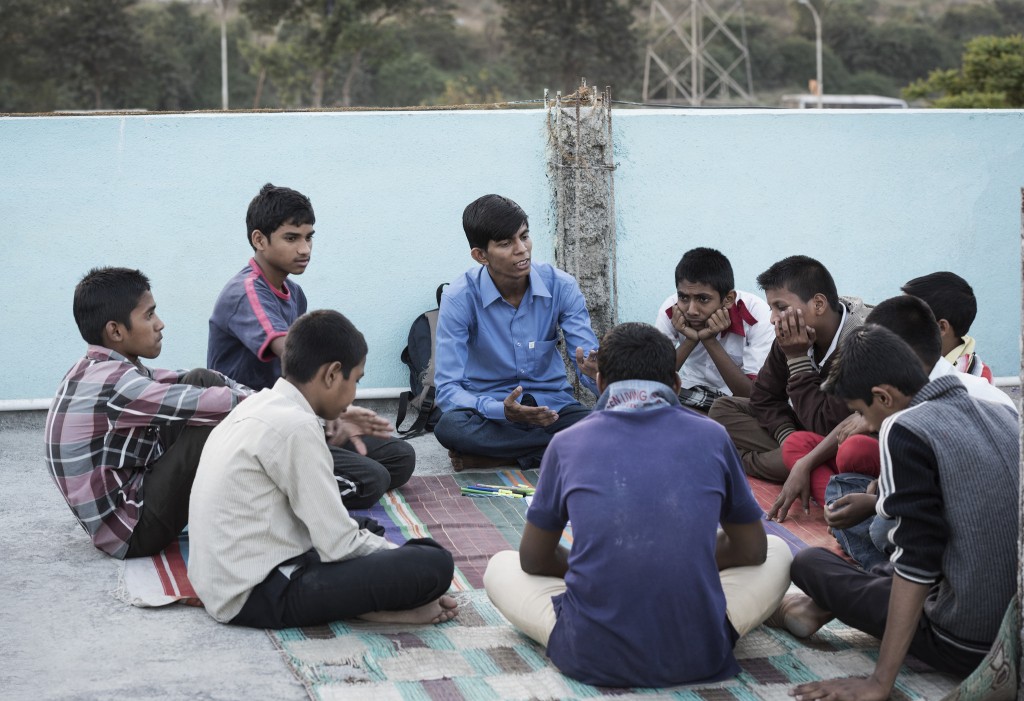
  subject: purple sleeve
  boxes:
[526,439,569,533]
[224,276,293,362]
[720,439,764,525]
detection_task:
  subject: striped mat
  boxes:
[265,470,959,701]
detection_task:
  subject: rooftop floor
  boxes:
[2,402,452,701]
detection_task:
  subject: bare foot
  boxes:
[764,593,833,638]
[358,595,459,625]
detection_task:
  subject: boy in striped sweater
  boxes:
[773,325,1018,700]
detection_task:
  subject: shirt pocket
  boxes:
[528,339,559,377]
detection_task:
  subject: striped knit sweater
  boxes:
[877,375,1019,651]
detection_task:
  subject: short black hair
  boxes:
[823,325,929,405]
[900,271,977,337]
[865,296,941,367]
[674,247,735,298]
[597,322,677,388]
[73,267,151,346]
[756,255,840,311]
[462,194,529,250]
[246,183,315,251]
[283,310,367,384]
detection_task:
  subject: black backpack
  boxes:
[396,284,447,438]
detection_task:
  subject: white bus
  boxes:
[781,94,908,109]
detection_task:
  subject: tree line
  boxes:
[1,0,1023,112]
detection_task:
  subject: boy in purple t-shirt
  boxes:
[208,183,414,509]
[484,322,792,688]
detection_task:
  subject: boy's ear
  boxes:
[871,384,907,411]
[322,361,344,387]
[251,229,266,251]
[936,318,955,339]
[470,247,489,266]
[723,290,737,307]
[596,371,606,395]
[671,374,682,394]
[103,320,125,344]
[811,292,829,316]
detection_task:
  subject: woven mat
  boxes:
[267,470,958,700]
[272,589,957,701]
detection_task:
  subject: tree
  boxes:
[240,0,451,107]
[49,0,143,110]
[904,35,1024,108]
[497,0,643,97]
[0,1,61,111]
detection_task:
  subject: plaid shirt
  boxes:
[44,345,250,558]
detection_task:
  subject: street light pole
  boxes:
[797,0,823,108]
[216,0,230,110]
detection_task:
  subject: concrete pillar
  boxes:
[546,83,618,404]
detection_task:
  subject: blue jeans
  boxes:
[824,473,893,572]
[434,403,591,469]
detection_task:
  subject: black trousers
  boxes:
[230,538,454,629]
[330,435,416,510]
[126,369,224,558]
[791,547,986,677]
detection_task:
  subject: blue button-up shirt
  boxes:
[435,262,599,421]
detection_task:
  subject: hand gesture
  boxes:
[670,304,700,342]
[699,306,732,340]
[790,675,891,701]
[576,346,599,380]
[836,412,870,443]
[767,458,812,522]
[824,493,877,530]
[775,308,816,359]
[325,407,395,454]
[504,386,559,426]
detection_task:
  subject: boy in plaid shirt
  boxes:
[44,267,250,559]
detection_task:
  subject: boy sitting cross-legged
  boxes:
[44,267,251,559]
[208,183,414,508]
[189,310,457,628]
[433,194,600,471]
[775,325,1018,700]
[484,322,791,688]
[654,247,774,412]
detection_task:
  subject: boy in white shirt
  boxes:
[654,247,773,411]
[189,310,457,628]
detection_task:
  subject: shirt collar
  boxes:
[809,303,847,367]
[595,379,681,412]
[478,264,551,307]
[271,377,319,417]
[722,298,758,338]
[85,344,150,374]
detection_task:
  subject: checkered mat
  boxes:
[271,589,958,701]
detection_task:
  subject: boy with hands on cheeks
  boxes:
[710,255,869,483]
[655,248,773,412]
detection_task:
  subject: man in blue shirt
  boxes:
[433,194,600,470]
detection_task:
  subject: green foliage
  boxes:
[497,0,643,98]
[239,0,453,107]
[50,0,144,109]
[904,35,1024,107]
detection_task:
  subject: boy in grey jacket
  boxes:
[772,325,1018,700]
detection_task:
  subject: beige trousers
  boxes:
[483,534,793,647]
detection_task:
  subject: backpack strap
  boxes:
[398,309,440,439]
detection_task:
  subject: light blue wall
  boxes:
[2,109,1021,401]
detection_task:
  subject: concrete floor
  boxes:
[1,401,454,701]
